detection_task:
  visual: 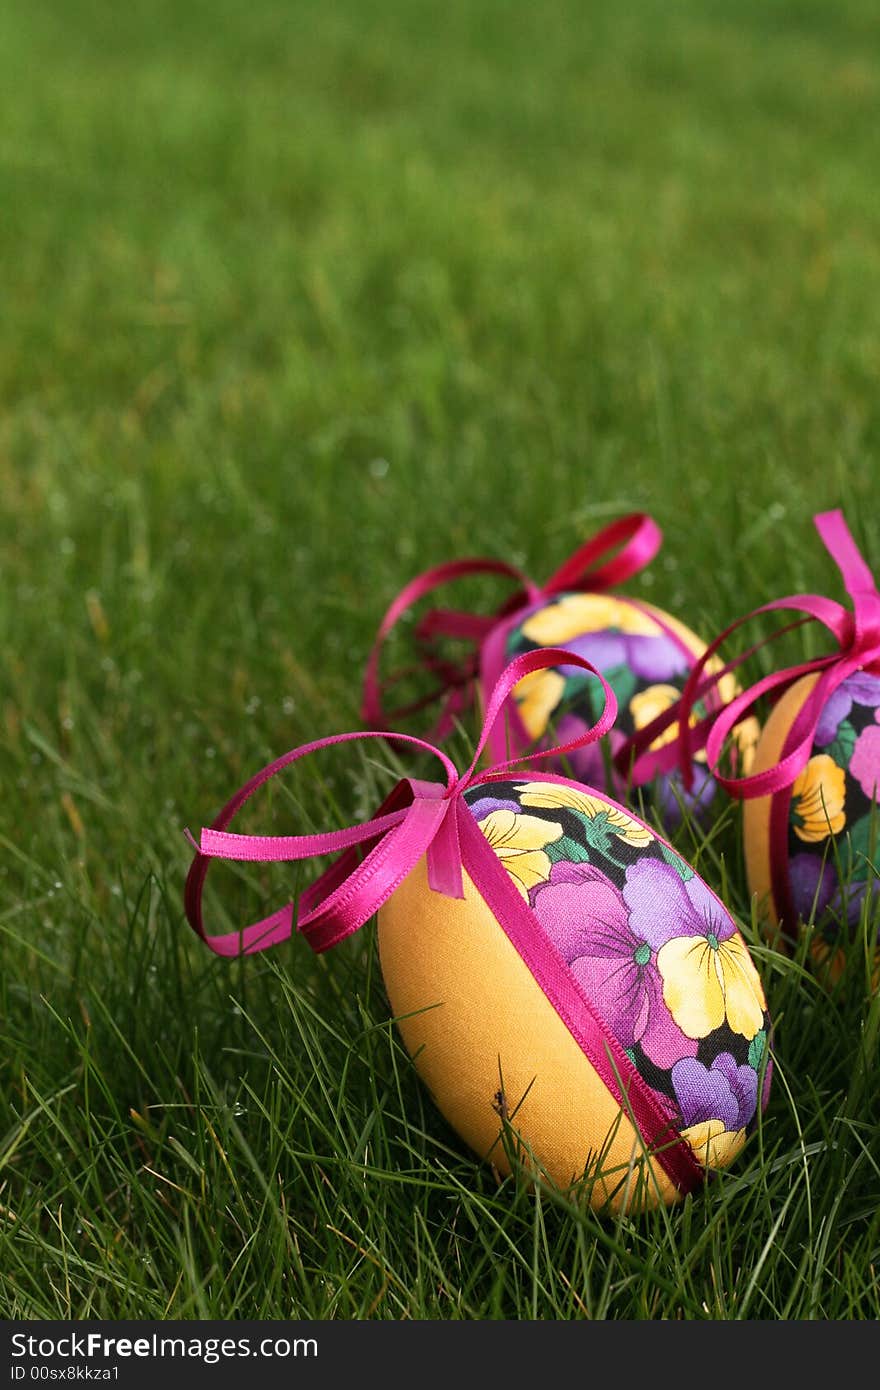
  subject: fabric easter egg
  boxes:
[186,648,772,1214]
[743,670,880,980]
[378,774,772,1211]
[481,590,758,828]
[363,514,758,826]
[673,511,880,985]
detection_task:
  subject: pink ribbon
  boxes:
[619,510,880,921]
[361,512,662,739]
[185,648,617,957]
[184,644,708,1196]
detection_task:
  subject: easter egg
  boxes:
[378,773,772,1212]
[743,670,880,980]
[488,592,759,826]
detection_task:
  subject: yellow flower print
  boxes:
[629,680,750,762]
[514,781,653,848]
[681,1120,746,1169]
[733,716,760,775]
[513,667,566,740]
[791,754,846,843]
[705,655,739,710]
[629,655,758,770]
[520,594,661,646]
[657,932,766,1040]
[629,683,687,753]
[476,810,563,900]
[704,655,760,773]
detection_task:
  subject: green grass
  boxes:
[2,0,880,1320]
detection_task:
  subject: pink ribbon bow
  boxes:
[620,510,880,924]
[184,645,707,1196]
[361,511,661,740]
[185,648,618,957]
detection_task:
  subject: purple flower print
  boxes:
[815,672,880,746]
[562,631,689,684]
[622,858,767,1043]
[671,1054,758,1131]
[845,671,880,704]
[623,856,736,946]
[654,764,717,831]
[530,860,698,1068]
[789,853,838,919]
[465,793,522,821]
[789,852,867,931]
[815,687,853,747]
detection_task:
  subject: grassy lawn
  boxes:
[2,0,879,1319]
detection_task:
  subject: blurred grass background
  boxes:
[1,0,879,1319]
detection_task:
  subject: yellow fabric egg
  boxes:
[187,637,773,1216]
[378,773,772,1212]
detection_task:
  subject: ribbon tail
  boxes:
[814,510,877,599]
[814,511,880,657]
[542,512,662,595]
[184,730,459,958]
[426,798,465,899]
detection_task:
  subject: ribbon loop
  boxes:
[361,512,660,737]
[629,510,880,802]
[185,649,617,958]
[849,586,880,665]
[184,730,458,957]
[541,512,662,595]
[361,556,539,731]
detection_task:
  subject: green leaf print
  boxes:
[560,672,595,711]
[602,663,639,712]
[844,812,879,883]
[572,810,619,856]
[546,834,592,865]
[748,1030,767,1071]
[560,663,638,721]
[827,718,857,771]
[659,841,695,881]
[558,809,636,867]
[506,626,526,658]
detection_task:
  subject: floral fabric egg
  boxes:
[677,511,880,985]
[187,647,772,1215]
[363,515,758,829]
[484,591,757,827]
[744,669,880,979]
[378,774,772,1211]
